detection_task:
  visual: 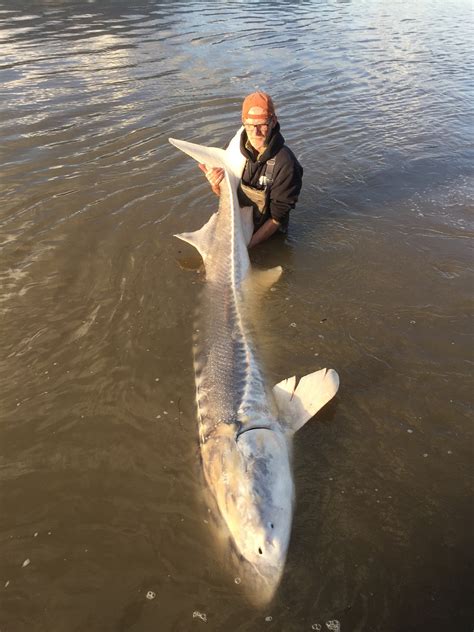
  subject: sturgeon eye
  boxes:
[258,547,263,555]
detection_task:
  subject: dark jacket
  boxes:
[239,123,303,229]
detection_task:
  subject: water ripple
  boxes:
[1,1,472,629]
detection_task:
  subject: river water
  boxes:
[1,1,472,630]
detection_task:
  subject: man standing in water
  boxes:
[199,92,303,248]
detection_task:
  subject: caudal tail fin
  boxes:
[169,127,244,179]
[169,137,228,171]
[169,129,251,257]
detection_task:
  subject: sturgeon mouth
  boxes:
[236,425,273,441]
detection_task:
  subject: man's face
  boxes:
[243,106,275,152]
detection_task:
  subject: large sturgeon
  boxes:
[169,128,339,603]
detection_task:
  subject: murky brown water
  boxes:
[1,1,473,630]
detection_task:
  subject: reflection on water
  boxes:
[1,1,472,630]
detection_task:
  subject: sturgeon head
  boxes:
[201,424,294,602]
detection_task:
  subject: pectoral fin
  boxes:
[273,368,339,434]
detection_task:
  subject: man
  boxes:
[199,92,303,248]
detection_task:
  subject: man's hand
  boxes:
[198,163,224,196]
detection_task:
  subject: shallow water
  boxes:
[1,1,473,630]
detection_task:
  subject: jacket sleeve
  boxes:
[269,149,303,223]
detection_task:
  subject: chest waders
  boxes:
[238,158,276,230]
